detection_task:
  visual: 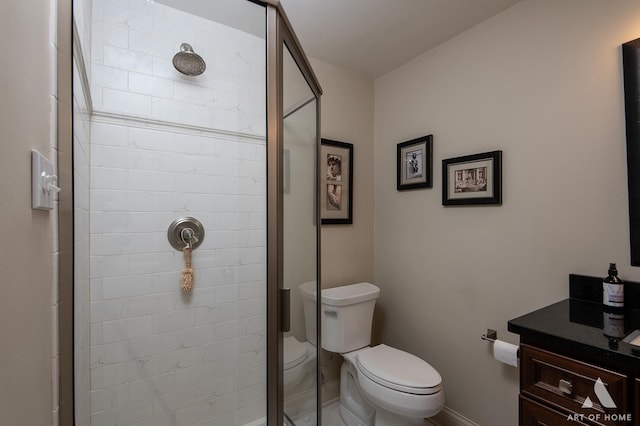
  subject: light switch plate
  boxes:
[32,150,55,210]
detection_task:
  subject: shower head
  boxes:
[172,43,206,76]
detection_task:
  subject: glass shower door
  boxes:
[72,1,271,425]
[281,44,320,425]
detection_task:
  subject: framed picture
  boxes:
[442,150,502,206]
[321,139,353,224]
[397,135,433,190]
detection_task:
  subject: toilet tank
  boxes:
[299,281,318,346]
[321,283,380,353]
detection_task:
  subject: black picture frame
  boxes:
[397,135,433,191]
[442,150,502,206]
[321,139,353,224]
[623,38,640,266]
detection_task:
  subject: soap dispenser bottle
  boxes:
[603,262,624,310]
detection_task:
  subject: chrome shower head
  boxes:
[172,43,206,76]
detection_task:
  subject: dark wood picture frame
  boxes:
[397,135,433,191]
[442,150,502,206]
[623,38,640,266]
[321,139,353,224]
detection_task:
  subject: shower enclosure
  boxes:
[61,0,321,425]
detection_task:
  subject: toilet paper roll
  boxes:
[493,340,519,367]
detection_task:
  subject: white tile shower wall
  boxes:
[91,0,266,137]
[88,1,266,425]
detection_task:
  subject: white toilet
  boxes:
[283,335,316,391]
[282,281,319,394]
[311,282,444,426]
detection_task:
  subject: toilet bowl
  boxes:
[312,283,444,426]
[283,335,316,391]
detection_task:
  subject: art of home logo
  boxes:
[566,378,632,423]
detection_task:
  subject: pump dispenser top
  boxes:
[603,262,624,309]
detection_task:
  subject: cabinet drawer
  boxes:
[520,395,590,425]
[521,345,627,426]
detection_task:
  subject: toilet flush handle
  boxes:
[324,309,337,317]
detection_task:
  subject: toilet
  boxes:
[309,282,444,426]
[282,281,319,394]
[283,335,316,391]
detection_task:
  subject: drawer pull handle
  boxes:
[559,379,573,395]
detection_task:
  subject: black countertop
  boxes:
[509,299,640,364]
[508,274,640,372]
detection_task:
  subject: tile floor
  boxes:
[290,401,344,426]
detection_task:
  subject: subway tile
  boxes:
[92,22,129,49]
[103,1,152,33]
[237,299,265,319]
[100,145,154,170]
[174,363,213,390]
[197,268,236,288]
[102,232,155,255]
[91,122,128,147]
[91,340,130,368]
[129,72,174,99]
[104,45,153,74]
[195,303,237,327]
[128,371,175,404]
[129,169,175,192]
[151,97,198,126]
[102,88,152,117]
[100,190,155,212]
[174,81,215,106]
[152,56,182,80]
[128,126,174,152]
[238,281,265,300]
[102,316,152,344]
[151,15,196,45]
[152,310,195,334]
[129,31,174,59]
[90,383,129,412]
[202,339,238,363]
[151,383,200,415]
[102,275,153,299]
[91,399,153,426]
[236,367,263,390]
[91,167,129,191]
[128,252,177,275]
[126,293,177,318]
[214,284,239,304]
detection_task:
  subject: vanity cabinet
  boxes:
[520,395,590,426]
[519,344,628,425]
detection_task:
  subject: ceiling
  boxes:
[279,0,522,78]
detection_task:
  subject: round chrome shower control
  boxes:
[167,217,205,250]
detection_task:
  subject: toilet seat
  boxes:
[356,344,442,395]
[284,336,310,370]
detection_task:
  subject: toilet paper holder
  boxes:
[481,329,497,342]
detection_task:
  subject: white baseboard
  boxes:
[322,378,341,404]
[426,406,480,426]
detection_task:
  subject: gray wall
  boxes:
[374,0,640,424]
[310,58,375,389]
[0,0,54,424]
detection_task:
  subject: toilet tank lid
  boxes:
[321,282,380,306]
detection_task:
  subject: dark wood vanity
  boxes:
[509,275,640,425]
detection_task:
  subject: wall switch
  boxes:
[32,150,60,210]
